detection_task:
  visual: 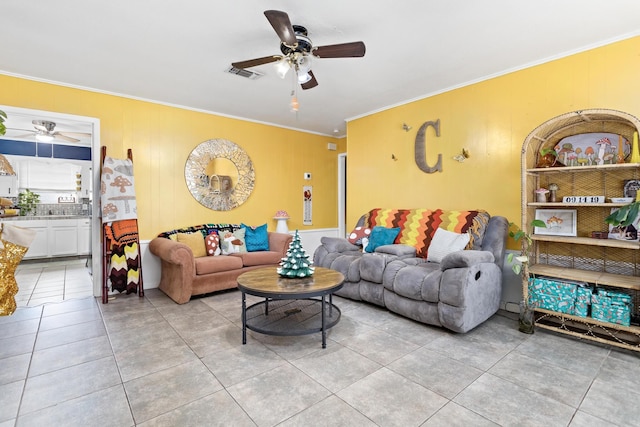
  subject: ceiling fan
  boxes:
[232,10,366,90]
[10,120,91,143]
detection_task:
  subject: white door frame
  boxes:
[338,153,347,238]
[0,105,102,296]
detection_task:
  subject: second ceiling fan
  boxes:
[232,10,366,90]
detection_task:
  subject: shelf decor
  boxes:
[521,108,640,352]
[534,209,577,236]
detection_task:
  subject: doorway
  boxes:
[0,105,102,296]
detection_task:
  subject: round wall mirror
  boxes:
[184,139,255,211]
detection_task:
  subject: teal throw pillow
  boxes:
[365,226,401,253]
[241,223,270,252]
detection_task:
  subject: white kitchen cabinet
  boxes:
[16,220,49,259]
[77,218,91,255]
[79,165,92,199]
[50,219,78,256]
[0,175,17,197]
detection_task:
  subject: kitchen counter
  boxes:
[0,215,92,221]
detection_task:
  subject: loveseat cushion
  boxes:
[195,255,243,275]
[386,263,442,302]
[231,251,283,267]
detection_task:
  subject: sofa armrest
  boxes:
[268,232,293,257]
[149,237,196,266]
[374,244,416,257]
[148,237,196,304]
[440,250,495,270]
[320,236,361,252]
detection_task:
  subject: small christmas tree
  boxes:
[278,230,315,278]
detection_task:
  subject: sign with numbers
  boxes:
[562,195,605,203]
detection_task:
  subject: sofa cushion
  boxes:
[231,251,283,267]
[427,228,470,263]
[176,232,206,258]
[242,223,270,252]
[365,226,400,253]
[347,226,371,245]
[195,255,243,275]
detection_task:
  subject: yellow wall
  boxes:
[0,75,345,238]
[346,37,640,240]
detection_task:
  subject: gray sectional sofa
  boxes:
[313,208,509,333]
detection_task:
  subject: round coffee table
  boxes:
[237,266,344,348]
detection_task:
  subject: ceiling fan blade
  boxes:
[232,55,282,69]
[8,132,36,139]
[53,133,80,143]
[58,131,92,138]
[264,10,297,47]
[312,41,366,58]
[301,71,318,90]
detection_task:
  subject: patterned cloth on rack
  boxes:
[101,156,137,223]
[105,219,141,294]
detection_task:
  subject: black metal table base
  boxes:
[241,294,341,348]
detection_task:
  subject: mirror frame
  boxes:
[184,139,255,211]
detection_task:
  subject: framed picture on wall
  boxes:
[534,209,577,236]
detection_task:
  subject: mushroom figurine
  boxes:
[535,188,550,203]
[596,137,611,166]
[548,183,559,202]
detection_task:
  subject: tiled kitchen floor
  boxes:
[14,258,94,307]
[1,288,639,426]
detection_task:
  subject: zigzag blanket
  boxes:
[363,208,490,258]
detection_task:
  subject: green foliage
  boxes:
[539,147,557,158]
[605,201,640,228]
[0,110,6,136]
[18,189,40,216]
[506,219,547,275]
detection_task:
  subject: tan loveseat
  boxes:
[149,223,292,304]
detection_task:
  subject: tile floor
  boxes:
[1,286,639,426]
[14,258,94,307]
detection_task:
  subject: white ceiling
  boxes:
[1,1,640,137]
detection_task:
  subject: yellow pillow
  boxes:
[176,232,206,258]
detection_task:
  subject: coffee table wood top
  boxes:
[237,266,344,298]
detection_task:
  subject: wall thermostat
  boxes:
[304,172,311,180]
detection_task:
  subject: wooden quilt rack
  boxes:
[100,146,144,303]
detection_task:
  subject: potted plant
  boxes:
[0,110,6,136]
[536,147,562,168]
[605,200,640,240]
[507,219,546,333]
[18,189,40,216]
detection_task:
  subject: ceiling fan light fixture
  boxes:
[35,133,54,142]
[296,54,312,73]
[297,71,312,84]
[274,58,290,79]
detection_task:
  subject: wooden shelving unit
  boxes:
[521,109,640,352]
